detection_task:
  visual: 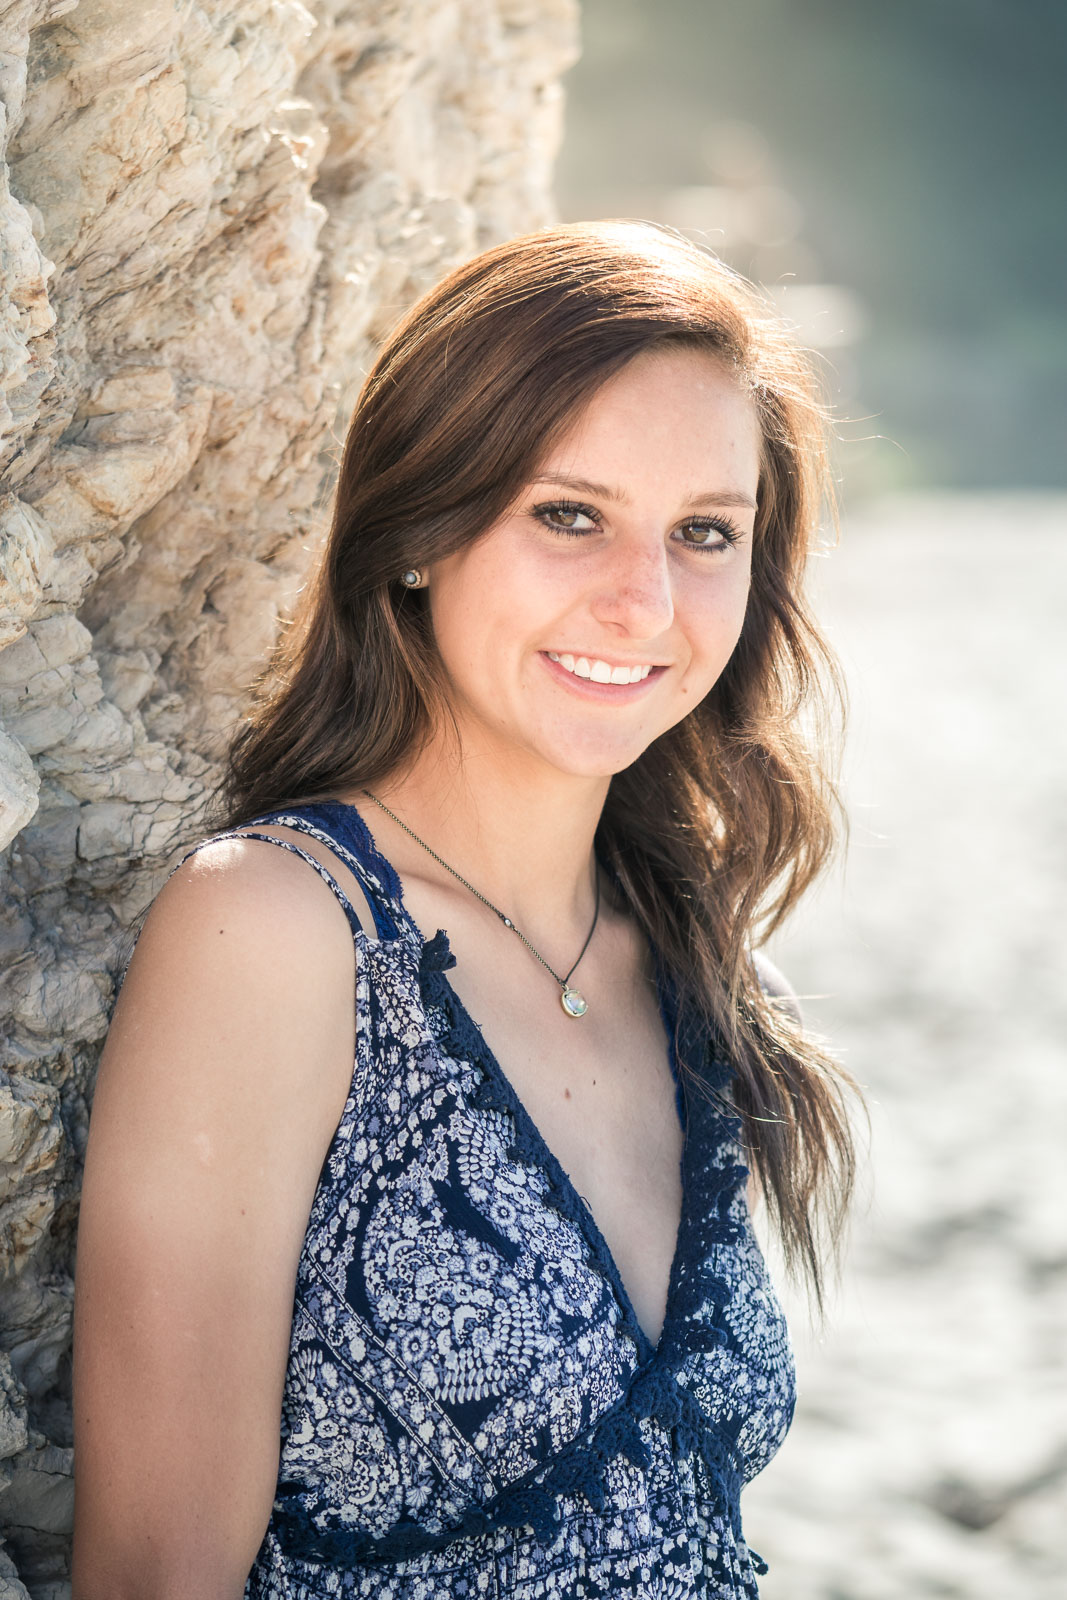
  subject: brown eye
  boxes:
[674,516,743,550]
[532,501,600,536]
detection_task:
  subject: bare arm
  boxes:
[71,840,359,1599]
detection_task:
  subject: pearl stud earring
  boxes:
[400,569,424,589]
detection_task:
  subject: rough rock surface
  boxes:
[0,0,576,1589]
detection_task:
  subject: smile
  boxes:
[546,652,653,684]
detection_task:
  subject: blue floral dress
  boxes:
[176,800,796,1598]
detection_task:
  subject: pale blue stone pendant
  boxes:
[561,986,588,1018]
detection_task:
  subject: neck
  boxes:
[368,732,609,934]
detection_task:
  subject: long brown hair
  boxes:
[217,220,860,1307]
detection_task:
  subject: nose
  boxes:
[589,533,675,641]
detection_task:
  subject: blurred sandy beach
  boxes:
[742,492,1067,1597]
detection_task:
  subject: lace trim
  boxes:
[271,1366,754,1567]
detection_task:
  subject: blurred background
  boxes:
[556,3,1067,1595]
[557,0,1067,496]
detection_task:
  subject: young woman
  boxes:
[71,220,858,1599]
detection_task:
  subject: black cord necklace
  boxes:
[363,790,600,1018]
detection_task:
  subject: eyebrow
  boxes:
[532,472,758,512]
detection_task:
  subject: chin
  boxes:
[534,731,659,781]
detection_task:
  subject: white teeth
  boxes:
[549,652,656,684]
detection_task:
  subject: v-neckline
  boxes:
[322,797,691,1368]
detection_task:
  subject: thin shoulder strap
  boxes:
[252,805,403,940]
[172,809,390,942]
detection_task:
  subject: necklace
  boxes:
[362,790,600,1018]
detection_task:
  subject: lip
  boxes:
[539,651,667,700]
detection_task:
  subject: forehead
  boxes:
[536,345,762,487]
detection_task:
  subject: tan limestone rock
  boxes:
[0,0,578,1584]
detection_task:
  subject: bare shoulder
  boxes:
[72,833,364,1589]
[118,825,371,1115]
[750,947,803,1027]
[95,828,364,1250]
[157,821,380,950]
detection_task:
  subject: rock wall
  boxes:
[0,1,577,1590]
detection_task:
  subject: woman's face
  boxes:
[425,344,762,782]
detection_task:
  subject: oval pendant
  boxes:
[560,986,588,1018]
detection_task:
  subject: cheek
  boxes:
[686,563,753,674]
[429,591,489,691]
[428,541,544,683]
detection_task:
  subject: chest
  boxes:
[398,885,687,1349]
